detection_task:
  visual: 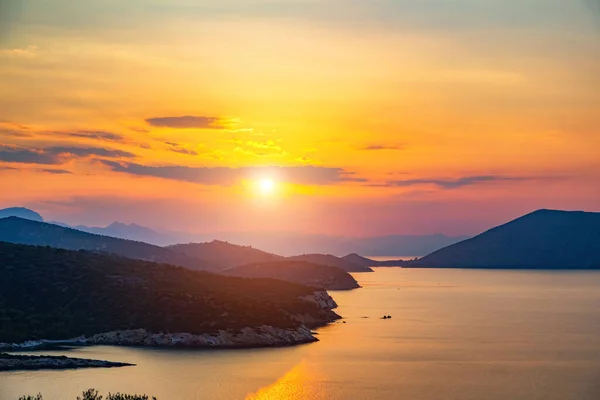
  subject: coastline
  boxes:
[0,353,134,372]
[0,291,341,355]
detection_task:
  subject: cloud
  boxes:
[0,144,135,165]
[361,144,403,151]
[161,141,199,156]
[382,175,531,189]
[169,147,199,156]
[0,145,59,164]
[0,45,38,58]
[46,146,135,159]
[57,130,125,142]
[146,116,227,129]
[40,168,72,174]
[0,129,33,138]
[100,160,365,186]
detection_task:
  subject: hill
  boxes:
[224,261,360,290]
[0,242,339,344]
[72,222,172,246]
[342,253,407,267]
[410,209,600,269]
[167,240,283,270]
[0,217,219,271]
[0,207,44,222]
[286,254,372,272]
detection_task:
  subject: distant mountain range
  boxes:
[0,208,461,256]
[0,207,43,222]
[410,209,600,269]
[0,216,365,289]
[0,217,220,271]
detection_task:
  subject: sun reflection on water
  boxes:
[245,360,327,400]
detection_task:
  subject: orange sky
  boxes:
[0,0,598,235]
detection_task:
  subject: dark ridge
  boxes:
[167,240,284,271]
[224,261,361,290]
[409,209,600,269]
[0,207,44,222]
[0,241,338,343]
[0,217,220,271]
[286,253,373,272]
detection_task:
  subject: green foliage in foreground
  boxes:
[19,388,157,400]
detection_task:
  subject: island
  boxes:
[0,353,134,371]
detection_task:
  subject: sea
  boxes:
[2,267,600,400]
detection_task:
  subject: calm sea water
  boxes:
[2,268,600,400]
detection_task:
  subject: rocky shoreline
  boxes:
[0,353,134,371]
[0,291,340,353]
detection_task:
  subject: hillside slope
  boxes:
[410,209,600,269]
[0,242,339,344]
[287,254,372,272]
[224,261,360,290]
[168,240,283,270]
[0,217,218,271]
[0,207,44,222]
[342,253,407,267]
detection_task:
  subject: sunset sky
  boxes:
[0,0,598,236]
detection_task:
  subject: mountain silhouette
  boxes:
[287,254,372,272]
[48,219,467,255]
[0,207,44,222]
[410,209,600,269]
[342,253,407,267]
[0,241,337,343]
[72,221,174,246]
[0,217,219,271]
[224,261,360,290]
[168,240,284,270]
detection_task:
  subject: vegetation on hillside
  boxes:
[0,242,335,343]
[19,389,156,400]
[0,217,219,271]
[168,240,283,270]
[286,253,373,272]
[224,261,360,290]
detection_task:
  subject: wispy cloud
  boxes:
[146,116,227,129]
[381,175,532,189]
[40,168,72,174]
[0,144,135,165]
[0,129,33,138]
[0,45,38,59]
[361,144,403,151]
[100,160,365,186]
[55,130,125,142]
[169,147,199,156]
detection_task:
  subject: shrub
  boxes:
[18,390,157,400]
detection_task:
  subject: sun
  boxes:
[256,178,276,195]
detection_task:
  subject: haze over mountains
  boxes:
[42,213,466,257]
[0,213,367,290]
[411,209,600,269]
[0,217,220,272]
[2,207,599,273]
